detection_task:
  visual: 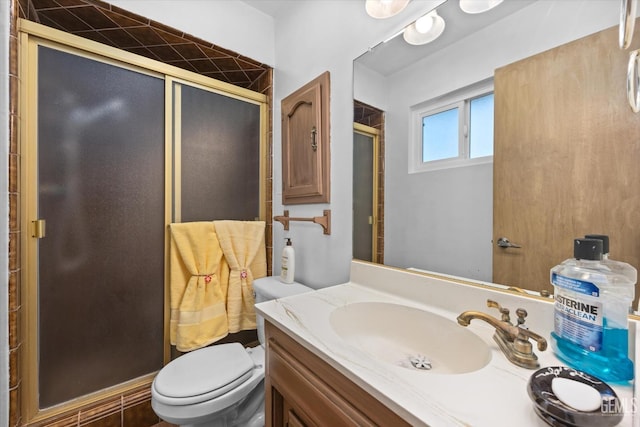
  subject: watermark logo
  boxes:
[601,397,637,415]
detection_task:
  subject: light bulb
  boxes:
[414,13,435,34]
[403,10,445,45]
[365,0,411,19]
[459,0,503,14]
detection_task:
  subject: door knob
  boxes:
[497,237,521,248]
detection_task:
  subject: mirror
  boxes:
[353,0,640,300]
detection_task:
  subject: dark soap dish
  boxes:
[527,366,624,427]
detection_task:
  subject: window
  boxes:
[410,82,494,172]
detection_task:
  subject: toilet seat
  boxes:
[153,343,255,406]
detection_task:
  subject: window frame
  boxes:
[409,81,494,173]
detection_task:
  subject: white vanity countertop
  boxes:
[255,261,636,427]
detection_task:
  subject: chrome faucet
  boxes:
[457,299,547,369]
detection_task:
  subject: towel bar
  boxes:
[273,210,331,235]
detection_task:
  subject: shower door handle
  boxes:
[32,219,46,238]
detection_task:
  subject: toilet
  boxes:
[151,276,312,427]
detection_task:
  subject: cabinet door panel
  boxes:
[285,404,309,427]
[265,322,412,427]
[269,339,373,426]
[281,72,330,204]
[286,97,317,191]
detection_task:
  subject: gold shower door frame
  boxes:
[19,20,268,424]
[353,123,380,262]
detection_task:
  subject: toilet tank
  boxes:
[253,276,312,346]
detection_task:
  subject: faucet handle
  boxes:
[487,299,511,324]
[516,308,528,326]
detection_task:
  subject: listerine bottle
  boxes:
[550,238,635,382]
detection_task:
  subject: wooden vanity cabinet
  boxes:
[264,321,411,427]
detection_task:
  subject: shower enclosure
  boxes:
[21,23,266,419]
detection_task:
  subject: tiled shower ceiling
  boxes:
[17,0,272,90]
[354,100,381,125]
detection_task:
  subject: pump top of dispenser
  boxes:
[573,238,603,260]
[584,234,637,284]
[285,238,292,246]
[585,234,609,255]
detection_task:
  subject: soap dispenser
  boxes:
[280,238,295,284]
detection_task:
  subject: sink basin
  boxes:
[329,302,491,374]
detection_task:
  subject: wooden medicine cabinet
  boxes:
[281,71,330,205]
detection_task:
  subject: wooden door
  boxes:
[493,22,640,298]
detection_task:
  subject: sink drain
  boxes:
[409,355,432,370]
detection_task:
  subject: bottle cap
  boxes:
[574,238,603,260]
[285,238,292,246]
[584,234,609,255]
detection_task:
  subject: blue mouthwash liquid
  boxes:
[550,238,635,382]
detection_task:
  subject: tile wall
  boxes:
[8,0,273,425]
[8,0,20,424]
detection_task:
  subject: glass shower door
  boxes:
[36,46,165,408]
[353,128,377,262]
[177,82,262,222]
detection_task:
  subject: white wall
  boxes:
[266,0,444,287]
[356,0,624,282]
[353,61,388,111]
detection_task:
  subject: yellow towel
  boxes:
[214,220,267,332]
[169,222,230,351]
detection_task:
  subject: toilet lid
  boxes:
[154,343,254,402]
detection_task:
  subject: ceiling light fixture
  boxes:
[403,11,445,45]
[365,0,411,19]
[459,0,504,14]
